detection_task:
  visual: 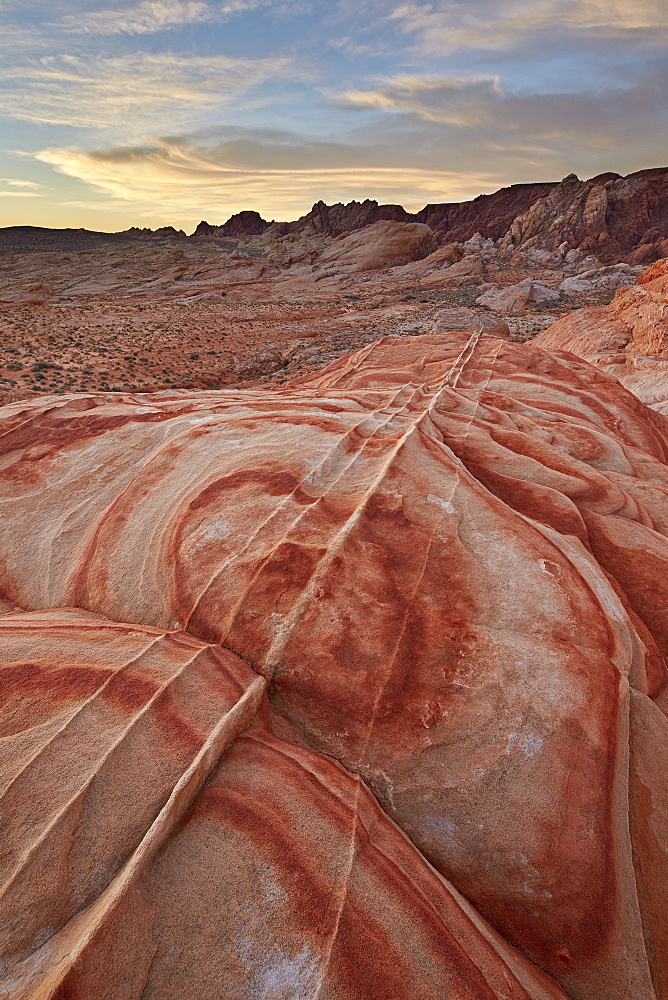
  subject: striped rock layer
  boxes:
[0,331,667,1000]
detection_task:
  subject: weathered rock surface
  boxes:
[414,182,558,243]
[432,306,510,339]
[537,258,668,413]
[314,220,438,273]
[0,331,667,999]
[499,168,668,263]
[292,198,410,237]
[616,258,668,359]
[536,305,633,361]
[1,608,568,1000]
[0,242,281,303]
[559,263,639,294]
[4,166,667,270]
[477,279,560,312]
[188,166,667,260]
[420,254,485,287]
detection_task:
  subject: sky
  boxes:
[0,0,666,232]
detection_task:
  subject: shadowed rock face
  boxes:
[292,198,410,237]
[194,211,271,238]
[414,181,558,243]
[499,169,668,263]
[1,331,667,999]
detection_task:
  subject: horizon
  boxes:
[0,1,667,232]
[3,164,668,237]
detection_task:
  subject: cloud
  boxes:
[0,177,42,188]
[0,51,292,129]
[336,67,668,154]
[34,131,501,220]
[387,0,668,55]
[61,0,262,35]
[32,46,668,224]
[340,75,504,126]
[0,176,43,197]
[3,0,666,231]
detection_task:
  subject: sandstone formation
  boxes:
[616,258,668,358]
[536,305,631,362]
[0,608,569,1000]
[194,210,271,239]
[499,169,668,263]
[0,331,667,999]
[477,279,560,312]
[186,166,667,261]
[291,198,409,237]
[432,306,510,339]
[537,258,668,413]
[6,166,664,270]
[0,205,647,402]
[414,181,557,243]
[0,241,281,303]
[559,263,638,294]
[313,220,438,273]
[419,254,485,287]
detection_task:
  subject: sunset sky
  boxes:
[0,0,666,232]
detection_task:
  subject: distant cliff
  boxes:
[193,166,668,262]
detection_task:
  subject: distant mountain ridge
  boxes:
[194,167,668,263]
[3,166,667,263]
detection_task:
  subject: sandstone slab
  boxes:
[477,280,560,312]
[314,220,438,274]
[0,609,567,1000]
[537,258,668,413]
[432,307,510,339]
[0,332,666,998]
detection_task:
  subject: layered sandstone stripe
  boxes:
[0,331,666,998]
[0,611,565,1000]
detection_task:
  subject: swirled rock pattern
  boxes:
[1,331,667,999]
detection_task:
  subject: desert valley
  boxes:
[1,163,668,1000]
[1,167,667,402]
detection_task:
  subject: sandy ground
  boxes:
[0,232,624,402]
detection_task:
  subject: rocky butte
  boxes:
[0,170,667,1000]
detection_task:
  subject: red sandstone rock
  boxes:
[536,258,668,412]
[422,242,465,265]
[292,198,410,237]
[0,608,567,1000]
[615,258,668,358]
[419,254,484,287]
[315,220,438,273]
[476,279,560,312]
[185,169,666,256]
[620,369,668,417]
[388,242,466,282]
[535,305,632,360]
[499,168,668,263]
[414,181,557,243]
[0,332,666,999]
